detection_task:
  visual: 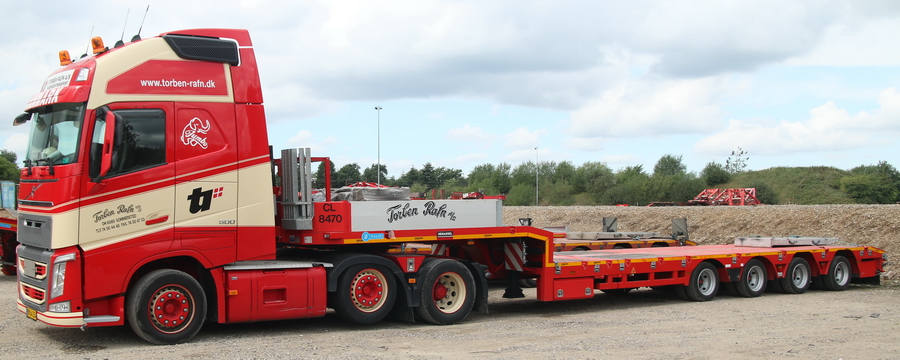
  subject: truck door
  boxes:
[173,102,238,264]
[79,103,176,300]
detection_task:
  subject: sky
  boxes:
[2,1,900,179]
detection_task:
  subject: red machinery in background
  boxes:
[690,188,762,206]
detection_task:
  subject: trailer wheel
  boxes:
[822,256,851,291]
[415,259,476,325]
[676,262,719,302]
[332,264,397,324]
[736,259,767,298]
[780,257,811,294]
[125,269,206,345]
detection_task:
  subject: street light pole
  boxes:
[535,147,539,206]
[375,106,382,185]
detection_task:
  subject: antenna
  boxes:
[132,5,149,42]
[115,9,130,48]
[82,25,94,58]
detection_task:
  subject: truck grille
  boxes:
[21,283,46,304]
[19,258,47,279]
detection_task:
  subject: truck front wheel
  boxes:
[415,259,476,325]
[126,269,207,345]
[331,264,397,324]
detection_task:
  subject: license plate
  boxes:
[26,307,37,321]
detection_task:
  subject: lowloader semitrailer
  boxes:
[13,28,885,344]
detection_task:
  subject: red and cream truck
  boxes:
[14,28,885,344]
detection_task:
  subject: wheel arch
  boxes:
[124,255,217,322]
[322,253,405,293]
[791,252,819,277]
[834,250,860,275]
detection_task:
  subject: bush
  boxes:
[701,161,731,186]
[746,181,778,205]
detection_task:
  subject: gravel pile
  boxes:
[504,204,900,280]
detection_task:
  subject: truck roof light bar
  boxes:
[91,36,107,54]
[58,51,72,66]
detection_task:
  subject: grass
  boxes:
[719,166,856,205]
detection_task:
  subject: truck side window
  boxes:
[92,109,167,177]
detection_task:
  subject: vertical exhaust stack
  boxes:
[280,148,314,230]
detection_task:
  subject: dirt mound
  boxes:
[504,204,899,280]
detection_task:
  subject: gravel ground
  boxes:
[2,277,898,359]
[2,204,898,358]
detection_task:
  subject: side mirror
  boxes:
[98,111,116,179]
[13,113,30,126]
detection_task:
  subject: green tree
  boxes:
[333,163,361,186]
[602,165,651,205]
[504,183,535,206]
[700,161,730,186]
[0,157,18,182]
[361,163,387,183]
[491,163,512,194]
[572,161,615,203]
[397,166,421,187]
[840,174,897,204]
[847,161,900,203]
[314,161,336,188]
[653,154,687,177]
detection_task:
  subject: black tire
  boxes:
[415,259,476,325]
[126,269,207,345]
[612,244,631,249]
[651,242,669,247]
[519,278,537,288]
[331,264,397,324]
[822,255,851,291]
[780,257,811,294]
[736,259,767,298]
[677,262,719,302]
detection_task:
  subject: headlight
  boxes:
[50,253,75,299]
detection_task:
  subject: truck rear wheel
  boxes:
[822,256,851,291]
[779,257,811,294]
[736,259,767,298]
[332,264,396,324]
[676,262,718,302]
[126,269,206,345]
[415,259,476,325]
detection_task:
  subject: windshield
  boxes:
[25,103,85,165]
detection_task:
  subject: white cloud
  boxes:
[285,130,338,153]
[567,77,724,139]
[601,154,643,167]
[695,87,900,156]
[446,125,496,147]
[503,127,545,150]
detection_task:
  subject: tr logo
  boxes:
[187,187,224,214]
